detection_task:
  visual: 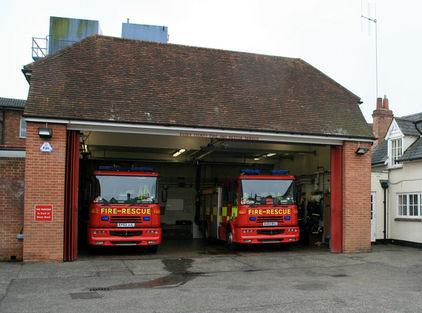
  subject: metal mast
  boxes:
[361,3,379,98]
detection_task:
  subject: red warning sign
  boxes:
[35,205,53,221]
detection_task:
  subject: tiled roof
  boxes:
[401,112,422,122]
[372,112,422,166]
[23,35,373,139]
[395,118,420,136]
[0,97,26,109]
[372,139,388,165]
[400,138,422,162]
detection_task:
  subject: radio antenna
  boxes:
[361,1,379,98]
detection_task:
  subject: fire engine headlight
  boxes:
[146,230,159,234]
[143,216,151,221]
[101,216,109,221]
[93,230,107,235]
[288,228,297,232]
[242,229,254,233]
[249,217,257,221]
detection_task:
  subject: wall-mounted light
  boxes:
[355,147,368,155]
[38,127,53,139]
[379,179,389,189]
[254,157,260,161]
[266,153,277,157]
[172,148,186,157]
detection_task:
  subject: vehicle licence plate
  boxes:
[263,221,278,227]
[117,223,135,228]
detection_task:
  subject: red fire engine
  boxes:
[200,169,299,248]
[87,166,161,251]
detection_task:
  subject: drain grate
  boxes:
[89,287,111,292]
[70,292,104,300]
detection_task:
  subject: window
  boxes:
[391,138,402,164]
[19,117,26,138]
[240,179,296,205]
[398,193,421,217]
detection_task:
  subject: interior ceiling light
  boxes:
[254,157,260,161]
[172,148,186,157]
[266,153,277,157]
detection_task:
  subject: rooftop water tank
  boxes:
[49,16,100,54]
[121,20,168,43]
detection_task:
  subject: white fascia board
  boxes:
[386,119,404,140]
[0,150,25,158]
[25,117,374,146]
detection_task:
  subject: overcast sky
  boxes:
[1,0,421,121]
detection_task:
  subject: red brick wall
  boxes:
[342,141,372,253]
[0,157,24,261]
[1,110,25,149]
[23,122,66,261]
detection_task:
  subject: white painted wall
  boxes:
[387,161,422,243]
[371,170,388,240]
[373,160,422,243]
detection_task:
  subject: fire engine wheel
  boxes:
[147,245,158,254]
[202,222,209,242]
[227,229,237,251]
[204,225,209,240]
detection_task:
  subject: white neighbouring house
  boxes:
[371,97,422,244]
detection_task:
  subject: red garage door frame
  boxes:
[64,130,80,261]
[330,145,343,253]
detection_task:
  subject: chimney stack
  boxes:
[372,95,393,147]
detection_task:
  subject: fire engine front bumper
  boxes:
[87,228,161,246]
[233,227,299,244]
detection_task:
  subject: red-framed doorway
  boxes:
[64,130,80,261]
[330,145,343,253]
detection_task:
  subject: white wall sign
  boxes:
[40,142,53,153]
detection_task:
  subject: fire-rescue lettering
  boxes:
[247,208,291,215]
[100,208,151,215]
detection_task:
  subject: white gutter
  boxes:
[25,117,374,146]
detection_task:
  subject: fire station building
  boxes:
[1,35,373,262]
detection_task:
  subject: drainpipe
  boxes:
[379,179,389,243]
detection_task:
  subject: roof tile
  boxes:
[24,35,373,139]
[0,97,26,109]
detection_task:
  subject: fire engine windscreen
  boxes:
[94,175,158,204]
[241,179,296,205]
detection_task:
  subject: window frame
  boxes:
[390,138,403,165]
[397,193,421,218]
[19,116,26,139]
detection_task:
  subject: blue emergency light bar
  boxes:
[98,166,154,172]
[241,169,262,175]
[241,169,289,175]
[271,170,289,175]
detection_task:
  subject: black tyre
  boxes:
[202,222,209,241]
[147,245,158,254]
[226,229,237,251]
